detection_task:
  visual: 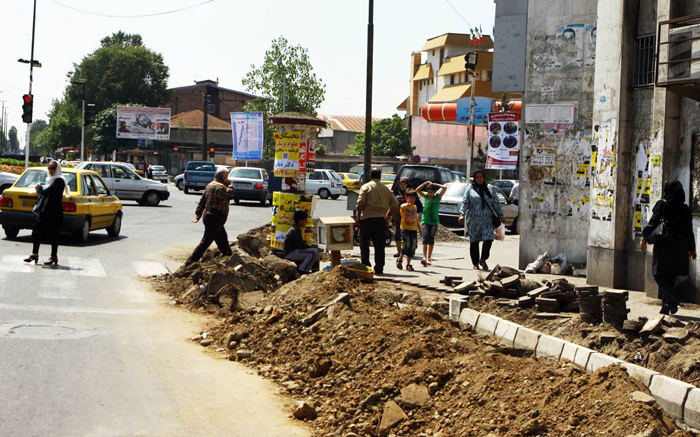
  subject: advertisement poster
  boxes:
[456,97,493,124]
[231,112,264,160]
[273,131,301,177]
[486,112,520,170]
[116,106,170,140]
[270,192,314,250]
[299,140,317,174]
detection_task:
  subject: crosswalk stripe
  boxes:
[130,261,170,277]
[67,257,107,277]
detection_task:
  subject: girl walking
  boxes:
[416,181,446,266]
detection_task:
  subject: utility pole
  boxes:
[0,100,5,155]
[24,0,38,169]
[466,71,476,180]
[202,92,209,159]
[362,0,374,184]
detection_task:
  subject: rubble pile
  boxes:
[434,224,466,243]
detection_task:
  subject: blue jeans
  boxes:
[401,229,418,259]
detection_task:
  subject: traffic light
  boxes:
[85,103,96,125]
[22,94,33,123]
[464,52,478,73]
[208,143,215,157]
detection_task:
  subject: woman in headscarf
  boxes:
[24,160,70,266]
[392,177,423,257]
[641,180,696,315]
[458,170,504,270]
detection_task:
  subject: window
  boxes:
[488,71,493,81]
[112,165,136,180]
[320,171,329,180]
[440,170,454,183]
[496,191,507,205]
[308,172,321,180]
[451,74,456,85]
[82,175,96,196]
[93,164,111,179]
[92,176,109,195]
[230,168,261,179]
[633,34,656,87]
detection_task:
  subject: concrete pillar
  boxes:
[587,0,637,287]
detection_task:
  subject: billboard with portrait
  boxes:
[116,107,170,140]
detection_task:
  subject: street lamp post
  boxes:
[74,79,87,161]
[463,52,479,181]
[21,0,38,169]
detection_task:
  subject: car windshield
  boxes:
[328,170,342,182]
[444,183,467,198]
[381,174,394,181]
[345,173,360,180]
[152,166,166,171]
[230,168,261,179]
[15,169,78,192]
[124,163,135,170]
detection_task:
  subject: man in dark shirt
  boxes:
[185,167,235,265]
[284,210,320,274]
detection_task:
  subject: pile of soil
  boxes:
[188,268,691,437]
[435,224,466,244]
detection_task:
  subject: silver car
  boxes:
[77,162,170,206]
[229,167,271,206]
[438,183,518,232]
[0,171,20,195]
[149,165,168,183]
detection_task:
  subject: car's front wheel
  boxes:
[176,179,184,190]
[107,213,122,237]
[318,188,330,199]
[342,186,348,196]
[233,198,240,204]
[184,186,189,194]
[260,192,268,206]
[3,227,19,239]
[74,219,90,243]
[330,194,340,200]
[145,191,160,206]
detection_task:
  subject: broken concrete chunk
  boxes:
[630,391,656,405]
[292,401,316,419]
[527,286,551,298]
[236,349,253,360]
[400,383,430,408]
[640,316,664,335]
[663,328,690,343]
[622,320,644,333]
[262,255,299,283]
[378,400,408,436]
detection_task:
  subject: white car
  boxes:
[77,162,170,206]
[0,171,20,194]
[306,169,344,199]
[438,183,518,232]
[149,165,168,183]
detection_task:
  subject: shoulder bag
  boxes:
[33,194,47,216]
[473,187,501,228]
[646,200,674,244]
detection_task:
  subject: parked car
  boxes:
[77,161,170,206]
[338,172,361,195]
[183,161,216,194]
[0,167,123,242]
[306,169,344,199]
[228,167,271,206]
[452,171,468,183]
[122,162,145,177]
[174,173,184,190]
[380,173,396,186]
[437,183,518,233]
[0,171,20,195]
[491,179,518,198]
[391,165,455,191]
[149,165,168,183]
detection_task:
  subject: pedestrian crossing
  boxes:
[0,256,173,279]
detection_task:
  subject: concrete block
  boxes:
[586,353,623,372]
[683,388,700,430]
[534,334,565,359]
[620,362,660,388]
[475,313,501,336]
[560,342,579,362]
[513,326,540,351]
[573,347,595,369]
[494,319,519,347]
[448,294,468,320]
[648,374,693,420]
[459,308,480,327]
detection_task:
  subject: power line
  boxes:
[49,0,215,18]
[443,0,473,29]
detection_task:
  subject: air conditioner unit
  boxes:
[666,24,700,82]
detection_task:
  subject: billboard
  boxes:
[456,97,493,124]
[116,107,170,140]
[486,112,520,170]
[231,112,264,160]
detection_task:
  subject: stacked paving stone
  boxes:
[578,286,603,323]
[602,290,630,326]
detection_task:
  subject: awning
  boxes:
[428,84,471,102]
[437,56,465,76]
[422,99,522,123]
[412,64,433,81]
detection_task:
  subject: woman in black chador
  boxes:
[24,160,70,266]
[641,180,697,314]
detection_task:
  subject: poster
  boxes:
[524,103,575,124]
[555,23,585,68]
[299,140,317,174]
[486,112,520,170]
[270,192,314,250]
[456,97,493,124]
[231,112,264,160]
[116,107,170,140]
[273,131,301,177]
[531,147,556,166]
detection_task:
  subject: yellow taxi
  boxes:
[381,173,396,187]
[0,167,123,243]
[338,172,361,195]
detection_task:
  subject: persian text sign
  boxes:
[273,131,301,177]
[486,112,520,170]
[299,140,317,174]
[456,97,493,124]
[116,107,171,140]
[231,112,264,160]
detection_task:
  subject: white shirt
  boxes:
[509,182,520,201]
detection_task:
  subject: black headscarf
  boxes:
[471,170,492,198]
[663,180,685,203]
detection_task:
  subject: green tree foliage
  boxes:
[8,127,19,154]
[29,119,48,149]
[242,36,326,115]
[349,115,412,157]
[34,99,81,156]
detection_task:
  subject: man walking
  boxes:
[185,167,235,265]
[509,181,520,206]
[356,167,399,274]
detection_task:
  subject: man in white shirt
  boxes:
[509,182,520,205]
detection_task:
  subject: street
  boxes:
[0,185,339,437]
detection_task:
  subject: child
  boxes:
[417,181,446,266]
[397,189,419,271]
[284,210,320,274]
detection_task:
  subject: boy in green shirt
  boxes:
[417,181,446,266]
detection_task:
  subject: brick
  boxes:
[573,346,595,369]
[620,362,660,388]
[475,313,501,336]
[513,326,541,351]
[648,374,693,420]
[536,335,566,360]
[494,319,519,347]
[448,294,468,320]
[683,388,700,430]
[560,342,580,362]
[459,308,480,327]
[586,353,623,372]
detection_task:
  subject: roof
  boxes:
[170,109,232,131]
[438,52,494,76]
[422,33,494,51]
[428,82,520,103]
[167,83,261,100]
[413,64,434,81]
[396,97,409,111]
[317,115,382,132]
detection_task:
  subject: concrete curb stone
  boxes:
[513,326,541,351]
[620,362,660,388]
[459,308,480,327]
[494,319,519,347]
[536,334,566,360]
[586,353,623,372]
[475,313,501,336]
[683,388,700,430]
[560,342,579,362]
[573,346,595,369]
[648,374,694,420]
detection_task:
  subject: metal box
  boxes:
[317,216,355,251]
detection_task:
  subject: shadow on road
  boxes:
[5,234,128,248]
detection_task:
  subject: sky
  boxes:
[0,0,496,148]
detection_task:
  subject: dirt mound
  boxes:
[435,224,466,243]
[194,268,691,437]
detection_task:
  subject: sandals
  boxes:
[396,260,403,270]
[421,259,427,267]
[406,264,414,271]
[393,253,400,258]
[480,260,489,271]
[473,265,480,270]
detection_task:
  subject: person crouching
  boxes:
[284,210,320,274]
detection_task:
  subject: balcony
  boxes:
[656,14,700,101]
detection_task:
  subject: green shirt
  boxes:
[421,194,441,225]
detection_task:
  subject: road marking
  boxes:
[68,257,107,277]
[0,256,38,274]
[131,261,170,277]
[0,303,152,316]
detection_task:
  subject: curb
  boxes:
[446,296,699,429]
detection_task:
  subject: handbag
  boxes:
[32,194,47,216]
[474,187,502,228]
[646,200,674,244]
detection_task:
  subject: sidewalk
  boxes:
[333,235,699,322]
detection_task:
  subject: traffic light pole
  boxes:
[24,0,37,169]
[81,100,85,161]
[362,0,374,184]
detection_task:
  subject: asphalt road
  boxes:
[0,185,351,437]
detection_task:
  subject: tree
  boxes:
[33,99,81,156]
[242,36,326,115]
[29,119,48,149]
[8,127,19,154]
[349,115,412,157]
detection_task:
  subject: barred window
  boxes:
[633,34,656,87]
